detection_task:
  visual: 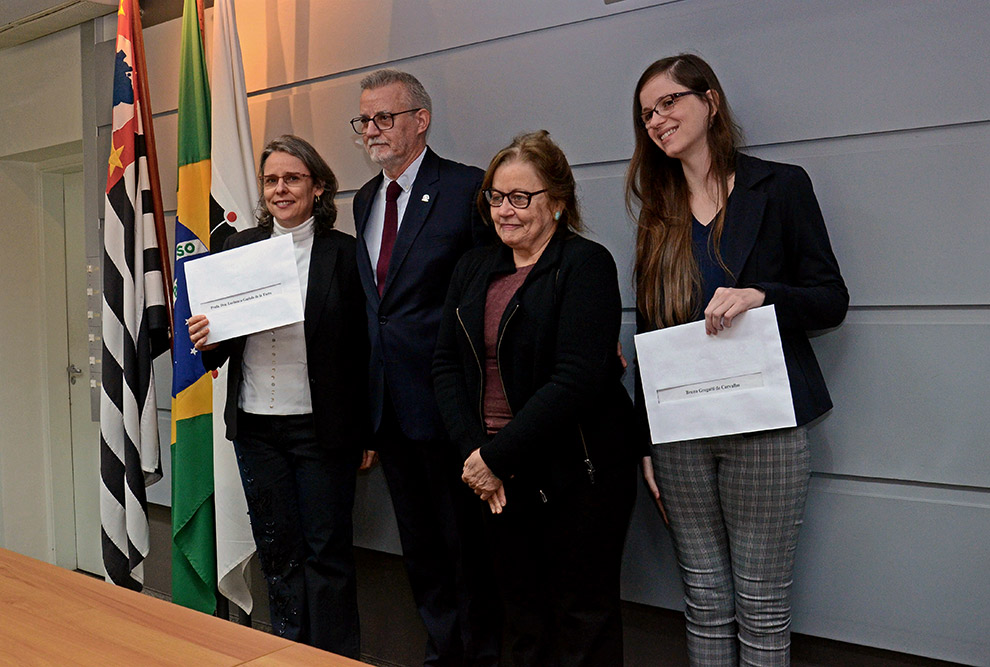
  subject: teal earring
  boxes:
[554,211,561,221]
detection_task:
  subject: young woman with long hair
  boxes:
[628,55,848,665]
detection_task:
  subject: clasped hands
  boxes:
[462,449,506,515]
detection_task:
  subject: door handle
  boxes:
[68,363,84,385]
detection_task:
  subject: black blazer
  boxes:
[434,231,637,490]
[202,226,370,451]
[353,147,487,441]
[637,153,848,430]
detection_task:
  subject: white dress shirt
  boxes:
[239,217,315,415]
[363,147,427,286]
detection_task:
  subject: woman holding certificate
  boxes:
[433,131,637,666]
[628,55,848,664]
[187,135,369,657]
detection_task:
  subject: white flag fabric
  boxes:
[209,0,258,615]
[100,0,169,591]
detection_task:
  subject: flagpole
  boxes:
[130,0,174,358]
[197,0,205,42]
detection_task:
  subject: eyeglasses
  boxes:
[349,108,422,134]
[639,91,705,126]
[483,188,547,209]
[262,172,311,190]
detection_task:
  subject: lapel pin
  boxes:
[421,194,430,203]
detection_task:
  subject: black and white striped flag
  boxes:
[99,0,170,591]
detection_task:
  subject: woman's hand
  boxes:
[187,314,219,351]
[641,455,668,524]
[462,448,503,501]
[704,287,765,335]
[481,482,507,514]
[359,450,378,471]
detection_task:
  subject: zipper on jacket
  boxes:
[579,424,596,485]
[494,303,544,502]
[495,303,519,419]
[456,307,484,421]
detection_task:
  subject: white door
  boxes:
[63,170,103,575]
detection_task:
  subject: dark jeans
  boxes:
[233,410,360,657]
[488,463,637,667]
[377,400,501,667]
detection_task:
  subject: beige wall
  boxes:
[0,162,51,559]
[0,26,84,560]
[0,27,82,158]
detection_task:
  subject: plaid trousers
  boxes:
[651,427,810,666]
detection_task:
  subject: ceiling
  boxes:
[0,0,206,50]
[0,0,117,50]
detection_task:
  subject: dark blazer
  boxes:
[433,231,637,490]
[353,147,487,441]
[202,226,370,451]
[637,153,848,429]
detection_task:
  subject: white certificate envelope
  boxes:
[185,234,304,344]
[634,305,795,444]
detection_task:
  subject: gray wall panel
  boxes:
[620,483,684,610]
[87,0,990,660]
[573,119,990,312]
[212,0,675,97]
[92,37,114,129]
[353,466,402,554]
[791,476,990,664]
[226,0,990,177]
[153,349,171,412]
[809,312,990,487]
[751,124,990,307]
[146,411,173,506]
[573,164,637,307]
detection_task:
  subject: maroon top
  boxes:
[483,264,534,434]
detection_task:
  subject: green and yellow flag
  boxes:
[171,0,215,614]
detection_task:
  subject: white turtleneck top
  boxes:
[238,217,315,415]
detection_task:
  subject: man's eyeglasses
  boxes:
[483,188,547,209]
[350,108,422,134]
[639,91,705,126]
[262,172,311,190]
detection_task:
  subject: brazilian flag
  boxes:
[171,0,216,614]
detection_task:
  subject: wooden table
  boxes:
[0,547,363,665]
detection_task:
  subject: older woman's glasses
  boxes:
[639,90,705,125]
[484,188,547,209]
[350,108,422,134]
[262,173,311,190]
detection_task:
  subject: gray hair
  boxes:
[359,69,432,114]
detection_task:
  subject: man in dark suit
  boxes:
[351,70,499,666]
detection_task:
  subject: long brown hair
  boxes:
[626,54,741,327]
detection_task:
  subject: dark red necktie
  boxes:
[376,180,402,296]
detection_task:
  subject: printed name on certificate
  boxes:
[202,282,282,311]
[656,371,765,404]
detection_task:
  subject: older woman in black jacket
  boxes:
[433,131,637,667]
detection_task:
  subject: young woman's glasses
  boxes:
[640,91,705,125]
